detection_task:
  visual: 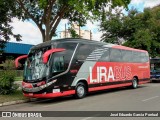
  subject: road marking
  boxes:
[142,96,159,102]
[80,114,100,120]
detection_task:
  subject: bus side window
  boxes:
[132,51,141,63]
[100,48,110,61]
[75,44,96,61]
[121,50,132,62]
[110,48,122,62]
[140,52,149,62]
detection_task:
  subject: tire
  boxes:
[132,77,138,89]
[75,82,86,99]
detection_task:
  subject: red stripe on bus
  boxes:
[15,55,28,68]
[88,83,132,92]
[139,80,150,84]
[42,48,65,64]
[23,90,75,98]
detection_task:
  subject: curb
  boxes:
[0,98,40,107]
[0,99,30,107]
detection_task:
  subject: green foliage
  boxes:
[0,0,22,53]
[1,59,15,70]
[0,70,17,95]
[38,0,47,8]
[68,24,80,38]
[0,59,17,95]
[100,8,125,44]
[100,5,160,57]
[16,0,130,42]
[69,28,80,38]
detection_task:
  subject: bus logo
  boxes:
[89,66,132,83]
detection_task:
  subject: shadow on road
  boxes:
[29,85,147,105]
[151,81,160,83]
[86,85,147,98]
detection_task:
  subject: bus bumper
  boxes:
[23,90,75,98]
[150,78,160,82]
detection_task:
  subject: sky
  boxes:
[10,0,160,45]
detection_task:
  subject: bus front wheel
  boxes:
[75,82,86,99]
[132,77,138,89]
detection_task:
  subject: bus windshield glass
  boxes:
[24,42,77,81]
[150,59,160,73]
[24,50,50,81]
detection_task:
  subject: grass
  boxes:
[0,90,28,103]
[15,76,23,81]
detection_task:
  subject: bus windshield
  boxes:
[24,42,77,81]
[24,51,49,81]
[150,59,160,73]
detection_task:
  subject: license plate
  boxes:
[53,89,60,93]
[29,93,33,96]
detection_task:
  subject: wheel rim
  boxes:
[133,79,137,88]
[77,86,85,97]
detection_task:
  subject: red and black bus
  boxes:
[15,38,150,98]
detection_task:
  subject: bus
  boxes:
[15,38,150,99]
[150,58,160,82]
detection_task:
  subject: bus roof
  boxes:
[31,38,109,50]
[113,45,147,52]
[30,38,147,53]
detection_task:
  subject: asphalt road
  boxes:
[0,82,160,120]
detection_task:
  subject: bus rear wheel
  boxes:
[75,82,86,99]
[132,77,138,89]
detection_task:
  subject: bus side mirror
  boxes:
[15,55,28,68]
[42,48,65,64]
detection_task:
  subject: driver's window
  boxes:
[52,56,65,73]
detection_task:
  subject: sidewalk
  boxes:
[0,99,29,107]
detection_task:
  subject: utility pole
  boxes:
[65,23,66,38]
[79,14,81,38]
[90,30,92,40]
[79,24,80,38]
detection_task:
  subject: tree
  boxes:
[0,58,17,95]
[0,0,21,53]
[100,8,125,44]
[68,24,80,38]
[16,0,131,42]
[100,5,160,57]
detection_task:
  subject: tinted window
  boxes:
[56,43,77,62]
[132,51,140,62]
[140,52,149,62]
[121,50,132,62]
[110,49,122,62]
[150,59,160,64]
[57,43,77,50]
[99,48,110,61]
[75,44,96,61]
[50,43,77,75]
[131,51,149,63]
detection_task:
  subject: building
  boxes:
[0,42,33,64]
[60,24,92,40]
